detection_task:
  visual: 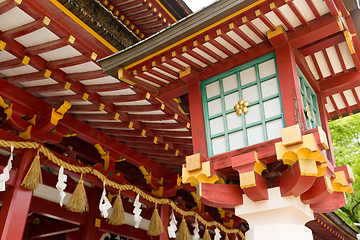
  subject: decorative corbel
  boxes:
[231,151,268,202]
[138,166,164,197]
[182,153,222,188]
[274,125,327,197]
[36,100,71,134]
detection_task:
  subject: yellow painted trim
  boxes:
[155,0,177,22]
[319,213,355,239]
[124,0,267,69]
[49,0,118,53]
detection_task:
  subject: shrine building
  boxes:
[0,0,359,239]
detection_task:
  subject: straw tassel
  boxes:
[66,174,89,213]
[107,192,126,225]
[21,149,42,190]
[176,217,191,240]
[147,204,164,236]
[225,234,229,240]
[203,228,212,240]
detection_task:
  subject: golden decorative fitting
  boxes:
[43,16,51,25]
[0,40,6,51]
[305,105,312,121]
[153,136,158,144]
[44,69,52,78]
[114,113,119,120]
[94,218,101,227]
[165,143,169,150]
[68,35,75,44]
[64,82,71,90]
[91,52,97,61]
[234,99,249,115]
[22,56,30,65]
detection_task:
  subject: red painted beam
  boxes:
[300,33,344,57]
[0,77,173,176]
[294,50,320,92]
[289,14,341,49]
[28,221,79,239]
[199,183,243,208]
[0,0,20,14]
[320,69,360,97]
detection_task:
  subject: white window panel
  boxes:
[242,85,259,103]
[210,117,224,135]
[261,78,278,98]
[224,92,239,111]
[208,99,223,116]
[266,119,283,140]
[247,125,264,145]
[245,104,261,124]
[264,98,282,119]
[227,112,242,130]
[240,66,256,85]
[223,74,238,92]
[259,59,276,78]
[212,136,227,155]
[229,131,245,151]
[206,81,220,98]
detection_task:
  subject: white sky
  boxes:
[183,0,217,12]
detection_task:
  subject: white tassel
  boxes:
[56,166,67,206]
[0,145,14,192]
[99,181,112,218]
[133,194,142,228]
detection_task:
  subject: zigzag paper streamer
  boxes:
[56,166,67,206]
[99,181,112,218]
[192,218,200,240]
[167,209,177,238]
[214,227,222,240]
[0,145,14,192]
[133,193,142,228]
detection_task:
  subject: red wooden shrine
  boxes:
[0,0,359,239]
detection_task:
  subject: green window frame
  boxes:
[297,67,321,129]
[201,53,284,157]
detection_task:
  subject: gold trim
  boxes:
[155,0,177,22]
[319,213,354,239]
[49,0,118,53]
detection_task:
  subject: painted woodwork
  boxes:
[0,149,35,240]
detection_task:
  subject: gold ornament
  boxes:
[234,99,250,116]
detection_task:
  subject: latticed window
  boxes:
[201,53,284,156]
[297,67,321,129]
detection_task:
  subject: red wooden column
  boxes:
[77,187,102,240]
[269,26,307,129]
[181,67,208,157]
[0,149,36,240]
[159,204,171,240]
[317,93,336,164]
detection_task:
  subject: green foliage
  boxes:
[329,114,360,227]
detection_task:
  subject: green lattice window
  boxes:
[201,53,284,157]
[297,67,321,129]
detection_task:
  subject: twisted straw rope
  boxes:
[0,139,244,239]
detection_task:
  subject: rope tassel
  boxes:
[203,228,212,240]
[66,174,89,213]
[107,191,126,225]
[147,204,164,236]
[176,217,191,240]
[225,234,229,240]
[21,149,42,190]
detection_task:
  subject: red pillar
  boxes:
[159,204,171,240]
[77,187,101,240]
[275,43,307,129]
[188,80,208,157]
[317,93,336,165]
[0,149,36,240]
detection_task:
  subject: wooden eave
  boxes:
[99,0,360,121]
